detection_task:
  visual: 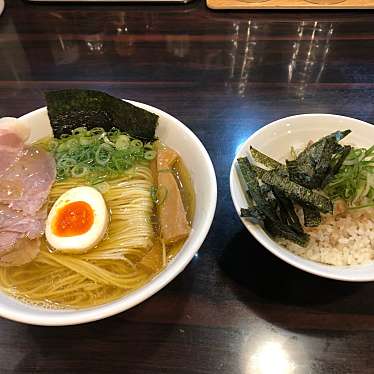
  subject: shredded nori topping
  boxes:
[259,169,333,214]
[286,130,351,189]
[302,205,321,227]
[250,146,282,169]
[272,187,304,233]
[237,130,352,247]
[237,157,310,246]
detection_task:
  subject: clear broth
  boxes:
[0,146,195,309]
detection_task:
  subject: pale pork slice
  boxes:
[0,237,40,267]
[0,117,30,143]
[0,147,56,215]
[0,204,47,239]
[0,130,24,175]
[157,146,190,244]
[0,117,30,175]
[0,231,21,253]
[0,120,52,267]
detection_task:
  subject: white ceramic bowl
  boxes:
[230,113,374,282]
[0,101,217,325]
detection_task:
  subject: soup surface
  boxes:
[0,143,194,309]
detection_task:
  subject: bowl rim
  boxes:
[0,100,217,326]
[230,113,374,282]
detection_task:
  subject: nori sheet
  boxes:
[250,146,288,176]
[237,131,351,246]
[45,89,159,141]
[320,145,352,188]
[237,157,309,246]
[259,169,333,213]
[302,205,321,227]
[286,130,351,189]
[240,207,265,224]
[272,187,304,233]
[250,146,283,169]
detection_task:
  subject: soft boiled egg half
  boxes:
[45,186,109,254]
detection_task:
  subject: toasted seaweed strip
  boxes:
[286,137,332,189]
[260,184,278,211]
[321,145,352,189]
[260,183,272,196]
[272,187,303,233]
[237,158,271,213]
[286,159,314,188]
[252,164,266,178]
[271,189,290,226]
[264,218,309,247]
[250,146,283,169]
[286,130,351,189]
[238,159,282,223]
[237,157,309,246]
[330,129,351,142]
[240,207,265,224]
[302,205,321,227]
[278,208,288,225]
[45,89,158,141]
[309,130,351,151]
[259,169,333,213]
[250,146,289,178]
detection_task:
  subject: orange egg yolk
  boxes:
[52,201,94,237]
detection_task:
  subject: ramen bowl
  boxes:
[0,101,217,325]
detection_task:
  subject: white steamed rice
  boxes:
[281,206,374,266]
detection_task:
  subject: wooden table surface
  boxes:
[1,1,374,373]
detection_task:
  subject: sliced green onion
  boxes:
[348,203,374,210]
[290,146,297,160]
[57,143,68,153]
[71,164,88,178]
[72,127,87,136]
[144,142,154,151]
[115,135,130,150]
[57,168,67,179]
[89,127,105,136]
[48,139,59,151]
[49,127,159,183]
[131,139,143,148]
[66,138,79,148]
[103,135,115,147]
[58,157,77,168]
[325,145,374,207]
[79,136,93,146]
[95,143,113,166]
[144,150,156,160]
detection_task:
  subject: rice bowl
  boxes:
[230,113,374,281]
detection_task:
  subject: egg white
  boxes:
[45,186,109,254]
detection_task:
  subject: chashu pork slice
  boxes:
[0,117,30,175]
[0,204,47,239]
[0,147,56,215]
[0,237,40,267]
[0,119,55,266]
